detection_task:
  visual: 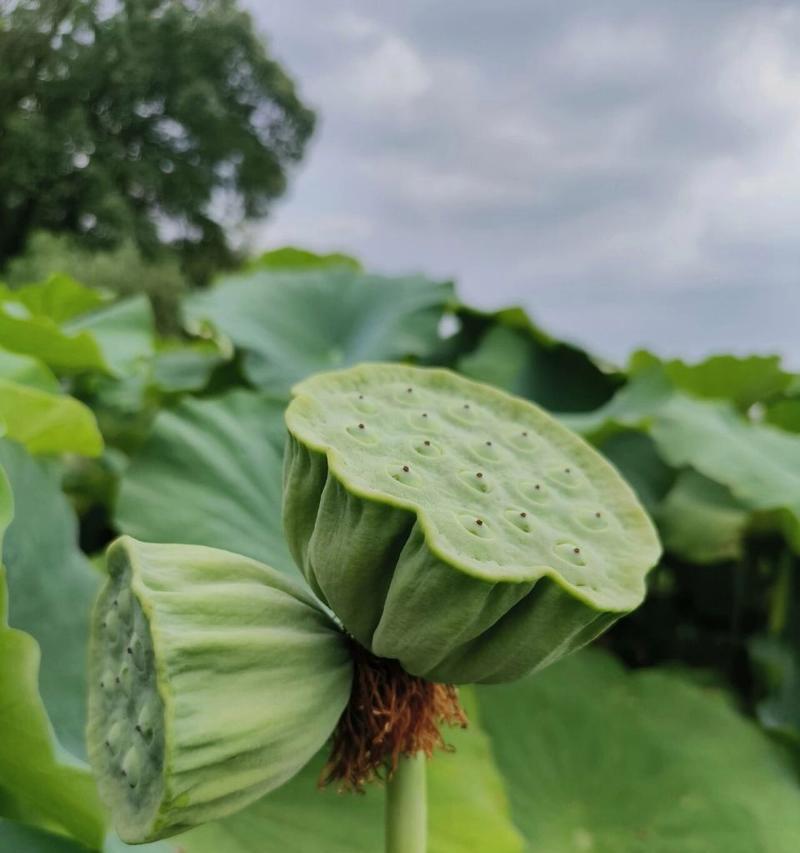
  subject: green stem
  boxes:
[385,752,427,853]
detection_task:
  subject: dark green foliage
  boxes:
[0,0,314,281]
[3,256,800,850]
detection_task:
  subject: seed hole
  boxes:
[505,509,532,532]
[509,429,538,453]
[554,542,586,567]
[390,464,423,488]
[578,509,609,531]
[412,437,441,457]
[347,424,378,445]
[520,481,547,503]
[353,394,377,414]
[461,470,491,493]
[546,466,581,489]
[459,514,493,538]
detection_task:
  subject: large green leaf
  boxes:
[248,246,362,272]
[0,274,108,323]
[0,378,103,456]
[456,306,620,412]
[560,367,674,443]
[0,348,60,391]
[477,649,800,852]
[0,338,103,457]
[185,269,453,395]
[0,440,101,759]
[115,390,295,575]
[66,295,155,376]
[0,462,105,849]
[181,690,522,853]
[150,342,226,393]
[598,431,675,515]
[0,303,107,372]
[651,395,800,550]
[566,370,800,551]
[0,821,94,853]
[629,351,792,409]
[766,398,800,434]
[657,470,750,564]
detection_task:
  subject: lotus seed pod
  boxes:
[87,537,353,843]
[283,363,661,684]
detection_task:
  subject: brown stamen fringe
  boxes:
[320,642,468,792]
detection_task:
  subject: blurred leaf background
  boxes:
[1,1,799,851]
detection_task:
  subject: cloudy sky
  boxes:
[244,1,800,366]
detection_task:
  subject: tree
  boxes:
[0,0,315,280]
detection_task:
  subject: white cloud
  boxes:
[244,0,800,365]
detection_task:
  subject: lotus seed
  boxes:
[358,423,364,429]
[402,465,410,473]
[284,363,661,684]
[88,537,354,844]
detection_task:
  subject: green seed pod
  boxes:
[87,537,352,843]
[283,363,661,684]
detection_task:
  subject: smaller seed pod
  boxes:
[87,537,352,843]
[283,363,661,684]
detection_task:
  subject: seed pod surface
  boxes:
[87,537,352,843]
[283,363,661,683]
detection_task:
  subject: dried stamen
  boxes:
[321,643,467,792]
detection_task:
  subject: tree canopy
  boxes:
[0,0,315,278]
